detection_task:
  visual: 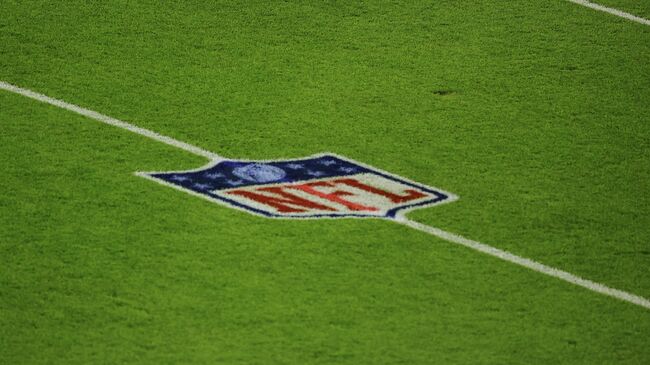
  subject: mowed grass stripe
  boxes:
[1,92,648,364]
[1,1,649,363]
[3,79,649,311]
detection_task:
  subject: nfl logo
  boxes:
[141,153,457,219]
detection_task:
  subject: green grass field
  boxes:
[1,1,649,364]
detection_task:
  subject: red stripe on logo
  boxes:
[227,187,337,213]
[333,178,427,203]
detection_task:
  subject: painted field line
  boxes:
[397,218,650,309]
[0,81,222,160]
[1,80,649,311]
[567,0,650,25]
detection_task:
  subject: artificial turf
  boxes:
[1,1,649,363]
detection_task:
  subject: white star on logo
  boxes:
[286,163,304,170]
[318,159,337,166]
[171,175,191,182]
[227,179,244,186]
[204,172,224,180]
[192,183,213,190]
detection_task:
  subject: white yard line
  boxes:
[567,0,650,25]
[1,80,649,310]
[0,81,222,160]
[397,217,650,309]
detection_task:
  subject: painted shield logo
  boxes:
[139,153,457,219]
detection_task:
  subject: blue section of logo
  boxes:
[151,155,369,192]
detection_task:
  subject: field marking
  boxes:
[1,80,649,311]
[397,218,650,309]
[567,0,650,25]
[0,81,223,160]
